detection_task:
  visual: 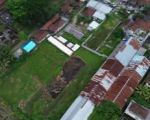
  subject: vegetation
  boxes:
[136,85,150,102]
[89,101,121,120]
[0,46,14,77]
[86,11,127,50]
[6,0,62,26]
[132,84,150,109]
[0,41,105,119]
[98,26,124,55]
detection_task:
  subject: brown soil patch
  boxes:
[43,56,85,98]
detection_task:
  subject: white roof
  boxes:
[61,96,94,120]
[86,0,98,8]
[95,2,112,14]
[93,11,106,20]
[47,36,73,56]
[72,44,80,51]
[55,36,67,43]
[67,43,74,48]
[130,55,150,77]
[86,0,112,14]
[115,37,139,66]
[87,21,100,31]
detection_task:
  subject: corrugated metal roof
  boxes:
[115,37,140,66]
[102,59,124,77]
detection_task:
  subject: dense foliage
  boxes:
[0,46,13,77]
[6,0,60,26]
[89,101,121,120]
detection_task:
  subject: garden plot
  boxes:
[83,10,127,56]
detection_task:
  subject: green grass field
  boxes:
[0,41,68,106]
[0,40,105,120]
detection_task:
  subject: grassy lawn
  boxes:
[0,41,68,106]
[85,10,127,50]
[0,39,105,120]
[24,48,105,120]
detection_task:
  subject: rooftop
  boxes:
[125,101,150,120]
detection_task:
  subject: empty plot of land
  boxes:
[0,42,68,106]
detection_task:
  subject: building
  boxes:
[113,37,141,66]
[61,36,150,120]
[87,21,100,31]
[122,101,150,120]
[60,96,95,120]
[106,55,150,108]
[123,19,150,44]
[33,14,68,43]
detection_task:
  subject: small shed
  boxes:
[87,21,100,31]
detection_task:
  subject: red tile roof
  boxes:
[33,14,66,43]
[81,81,106,105]
[106,69,142,108]
[129,39,141,50]
[102,59,124,77]
[126,19,150,32]
[83,7,96,17]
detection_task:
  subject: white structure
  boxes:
[115,37,140,66]
[61,96,95,120]
[93,11,106,20]
[86,0,112,14]
[87,21,100,31]
[129,55,150,77]
[47,36,80,56]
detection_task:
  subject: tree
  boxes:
[89,101,121,120]
[136,85,150,102]
[6,0,52,26]
[0,46,13,77]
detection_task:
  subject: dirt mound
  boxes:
[44,56,85,98]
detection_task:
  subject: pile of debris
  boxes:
[44,57,85,98]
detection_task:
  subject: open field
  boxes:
[0,41,68,106]
[24,47,105,120]
[0,40,105,119]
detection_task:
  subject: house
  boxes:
[87,21,100,31]
[123,19,150,43]
[85,0,112,21]
[61,35,150,120]
[47,36,80,56]
[82,7,96,17]
[113,37,141,66]
[0,27,18,47]
[60,96,95,120]
[33,14,68,43]
[122,101,150,120]
[106,55,150,108]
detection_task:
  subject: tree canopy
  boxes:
[6,0,60,26]
[0,46,13,77]
[89,101,121,120]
